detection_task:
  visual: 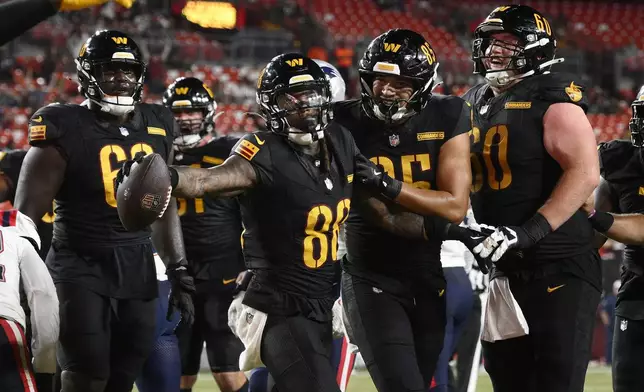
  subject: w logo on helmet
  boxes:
[111,37,128,44]
[383,43,401,53]
[285,58,304,67]
[175,87,189,95]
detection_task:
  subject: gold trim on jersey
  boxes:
[202,155,224,165]
[147,127,166,136]
[639,186,644,196]
[417,131,444,141]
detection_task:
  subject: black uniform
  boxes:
[598,140,644,392]
[334,96,471,391]
[0,150,54,259]
[27,102,175,386]
[174,137,246,375]
[233,126,356,392]
[463,73,601,392]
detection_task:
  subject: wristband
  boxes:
[169,166,179,189]
[588,210,614,233]
[521,212,552,244]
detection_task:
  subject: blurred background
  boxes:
[2,0,642,388]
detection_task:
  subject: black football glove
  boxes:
[444,223,495,274]
[114,151,146,195]
[354,155,402,200]
[472,213,552,263]
[166,262,196,326]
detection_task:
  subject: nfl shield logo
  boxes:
[119,127,129,137]
[621,319,628,331]
[388,134,400,147]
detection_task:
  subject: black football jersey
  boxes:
[599,140,644,313]
[463,73,596,270]
[0,149,54,259]
[27,103,175,247]
[231,126,357,299]
[173,137,245,290]
[334,96,471,290]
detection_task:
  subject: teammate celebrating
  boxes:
[14,30,194,392]
[163,76,248,392]
[462,5,600,391]
[333,29,473,392]
[587,85,644,392]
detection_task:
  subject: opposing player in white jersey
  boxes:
[0,209,58,392]
[247,59,356,392]
[431,207,475,391]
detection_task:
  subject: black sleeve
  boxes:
[28,104,69,160]
[0,0,58,46]
[0,150,27,188]
[230,133,274,185]
[445,96,472,140]
[537,74,590,113]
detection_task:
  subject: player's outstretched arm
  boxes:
[170,154,257,199]
[14,146,65,228]
[540,103,600,230]
[356,133,471,223]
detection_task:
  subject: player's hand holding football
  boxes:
[473,213,552,263]
[114,152,146,195]
[166,262,196,325]
[355,154,402,200]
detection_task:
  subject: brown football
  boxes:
[116,153,172,231]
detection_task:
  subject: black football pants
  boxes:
[260,313,339,392]
[56,282,157,392]
[342,271,446,392]
[612,316,644,392]
[482,273,600,392]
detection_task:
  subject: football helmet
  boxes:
[313,59,346,102]
[358,29,439,123]
[76,30,146,116]
[163,77,217,148]
[630,85,644,148]
[256,53,332,145]
[472,5,564,88]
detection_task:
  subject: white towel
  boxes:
[481,277,530,342]
[227,291,268,371]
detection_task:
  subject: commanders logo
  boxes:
[565,82,583,103]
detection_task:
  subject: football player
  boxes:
[0,0,135,46]
[162,77,248,392]
[14,30,194,392]
[333,29,473,392]
[117,53,470,392]
[0,150,54,259]
[586,85,644,392]
[461,5,600,391]
[247,59,357,392]
[0,210,58,392]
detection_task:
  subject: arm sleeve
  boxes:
[20,240,59,374]
[445,97,472,140]
[0,0,58,46]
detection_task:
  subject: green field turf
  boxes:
[136,365,611,391]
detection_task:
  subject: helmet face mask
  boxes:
[358,29,439,124]
[163,76,217,149]
[76,30,146,116]
[472,5,563,88]
[630,88,644,148]
[256,54,333,145]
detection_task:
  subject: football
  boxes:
[116,153,172,231]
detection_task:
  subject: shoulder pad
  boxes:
[461,83,487,106]
[231,131,271,163]
[0,150,27,188]
[332,99,362,120]
[598,139,636,179]
[423,95,470,139]
[140,103,178,140]
[28,103,74,147]
[533,73,589,112]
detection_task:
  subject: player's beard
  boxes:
[286,111,324,146]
